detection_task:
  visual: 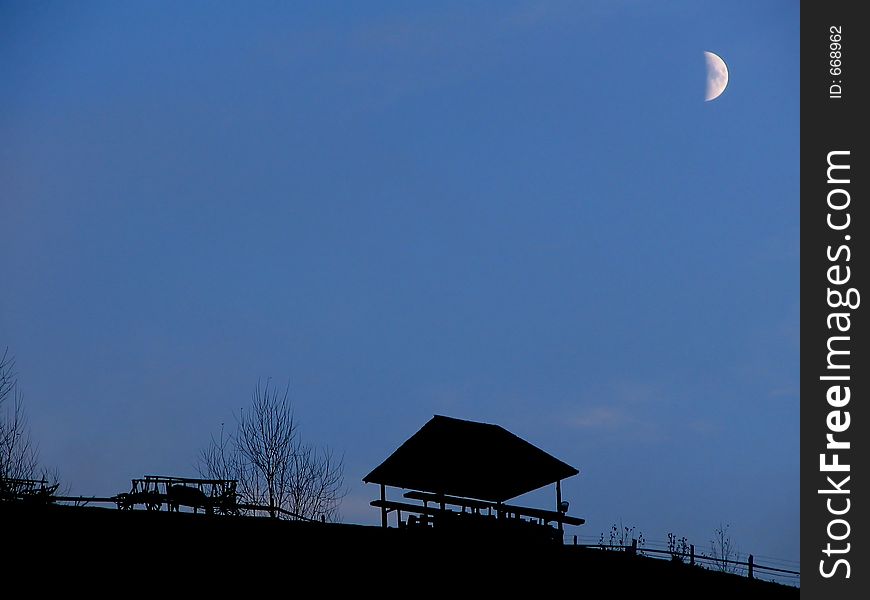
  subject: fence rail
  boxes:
[568,538,800,582]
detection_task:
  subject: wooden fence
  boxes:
[569,536,800,583]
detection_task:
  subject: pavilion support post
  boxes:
[556,480,564,541]
[380,484,387,528]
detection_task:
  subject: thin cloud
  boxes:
[568,406,630,430]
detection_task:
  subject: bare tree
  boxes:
[237,380,298,517]
[0,348,14,406]
[1,390,40,482]
[199,422,242,485]
[0,348,40,484]
[199,379,345,521]
[710,521,739,573]
[287,442,344,522]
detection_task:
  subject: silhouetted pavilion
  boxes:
[364,415,584,538]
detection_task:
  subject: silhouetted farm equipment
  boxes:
[0,477,59,504]
[6,472,316,520]
[115,475,239,515]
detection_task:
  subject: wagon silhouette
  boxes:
[115,475,238,515]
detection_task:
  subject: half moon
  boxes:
[704,51,728,101]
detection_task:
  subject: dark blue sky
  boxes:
[1,1,798,565]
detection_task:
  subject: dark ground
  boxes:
[1,502,798,595]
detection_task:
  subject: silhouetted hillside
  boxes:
[3,502,797,595]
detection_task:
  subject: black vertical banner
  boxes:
[802,3,867,598]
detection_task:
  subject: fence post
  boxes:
[573,535,577,545]
[690,544,695,566]
[748,554,754,579]
[629,538,637,556]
